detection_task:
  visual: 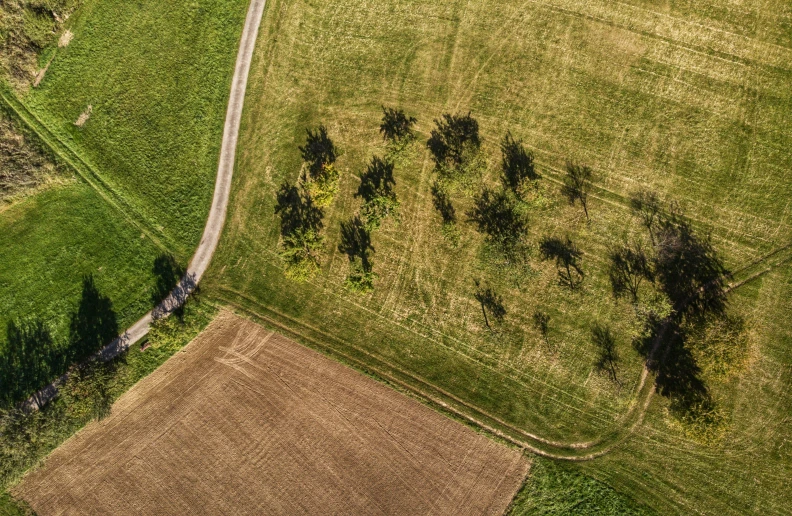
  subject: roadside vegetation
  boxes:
[0,300,215,506]
[208,0,792,513]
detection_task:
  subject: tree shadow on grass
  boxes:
[69,274,118,364]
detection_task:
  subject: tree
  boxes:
[299,125,337,179]
[653,214,730,320]
[356,156,399,230]
[151,253,185,307]
[539,235,584,289]
[473,280,506,331]
[274,182,325,281]
[533,310,550,347]
[592,323,620,386]
[426,112,481,173]
[608,241,654,302]
[561,161,593,220]
[467,187,527,258]
[338,216,376,292]
[500,132,537,193]
[380,107,417,145]
[630,189,662,244]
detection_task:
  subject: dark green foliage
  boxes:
[467,187,527,258]
[275,182,325,280]
[500,131,538,192]
[380,106,416,144]
[592,323,620,386]
[0,319,61,408]
[339,216,376,292]
[338,216,374,272]
[608,242,653,302]
[356,156,399,230]
[630,190,662,243]
[539,235,584,289]
[473,279,506,330]
[0,491,33,515]
[68,275,119,363]
[299,125,337,180]
[508,457,654,515]
[426,112,481,169]
[561,161,593,219]
[653,213,730,320]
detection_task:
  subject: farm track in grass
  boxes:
[210,1,792,510]
[212,237,792,460]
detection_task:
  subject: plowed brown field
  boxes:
[14,311,529,515]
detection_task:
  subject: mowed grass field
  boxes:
[0,0,249,361]
[205,0,792,513]
[22,0,249,257]
[14,311,529,515]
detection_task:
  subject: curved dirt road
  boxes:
[103,0,267,356]
[25,0,267,410]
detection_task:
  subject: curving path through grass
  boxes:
[24,0,268,410]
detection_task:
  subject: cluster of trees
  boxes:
[273,126,337,281]
[276,109,413,289]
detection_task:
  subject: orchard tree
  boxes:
[653,213,730,320]
[533,310,550,347]
[561,161,593,220]
[608,241,654,302]
[539,235,584,289]
[274,182,325,281]
[467,187,527,259]
[356,156,399,230]
[500,132,538,193]
[473,280,506,331]
[299,125,339,206]
[338,216,376,293]
[427,112,481,176]
[380,107,417,146]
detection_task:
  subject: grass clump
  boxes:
[508,458,654,515]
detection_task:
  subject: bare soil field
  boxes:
[13,311,528,515]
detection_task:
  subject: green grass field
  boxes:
[204,0,792,513]
[0,0,249,381]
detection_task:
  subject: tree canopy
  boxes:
[426,112,481,170]
[274,182,325,281]
[500,132,538,192]
[356,156,399,230]
[380,107,417,144]
[299,125,337,180]
[467,187,527,257]
[539,235,584,289]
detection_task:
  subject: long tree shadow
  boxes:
[69,274,119,363]
[150,253,196,322]
[0,318,60,408]
[338,216,374,273]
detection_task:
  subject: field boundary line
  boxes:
[0,85,173,253]
[212,236,792,460]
